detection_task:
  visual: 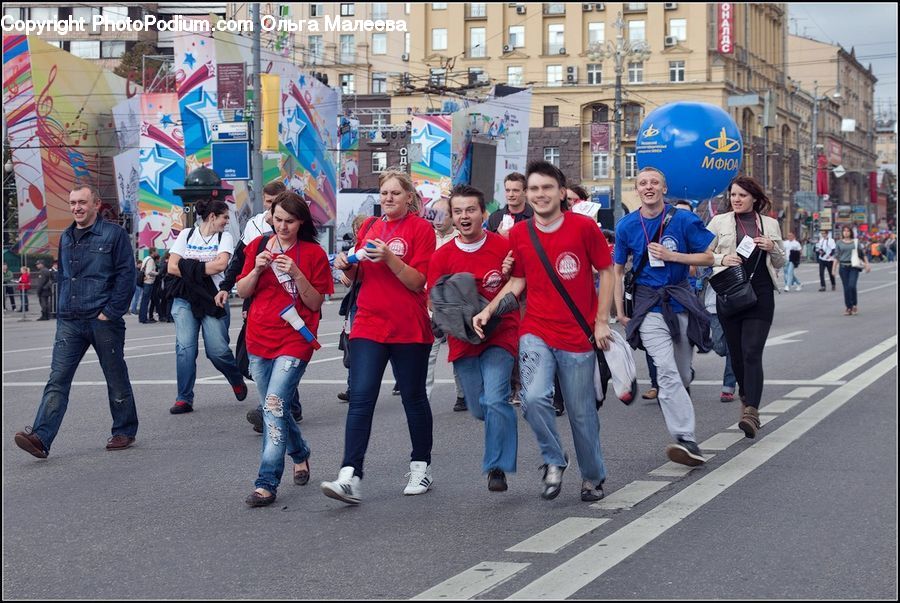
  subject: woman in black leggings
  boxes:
[705,176,785,439]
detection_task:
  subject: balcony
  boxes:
[543,3,566,15]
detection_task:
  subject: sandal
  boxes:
[293,459,310,486]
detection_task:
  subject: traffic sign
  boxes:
[212,121,249,141]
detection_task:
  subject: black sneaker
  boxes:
[246,407,263,433]
[337,391,350,402]
[540,453,568,500]
[488,469,507,492]
[580,480,605,502]
[392,387,400,396]
[453,397,467,412]
[232,381,248,401]
[666,438,706,467]
[169,401,193,414]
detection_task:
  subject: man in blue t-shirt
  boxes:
[613,167,714,468]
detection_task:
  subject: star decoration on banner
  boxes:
[183,52,196,69]
[162,228,181,248]
[284,107,307,156]
[160,114,174,128]
[412,124,443,168]
[140,146,177,196]
[184,89,220,144]
[138,221,162,249]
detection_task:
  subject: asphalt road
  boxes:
[2,261,897,599]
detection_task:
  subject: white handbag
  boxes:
[850,239,863,269]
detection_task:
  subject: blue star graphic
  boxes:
[412,124,444,168]
[184,52,196,69]
[140,146,177,196]
[284,106,307,156]
[184,89,220,143]
[160,114,174,128]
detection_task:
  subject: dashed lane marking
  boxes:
[590,480,671,511]
[698,431,745,452]
[761,398,804,413]
[412,562,530,600]
[506,518,609,554]
[784,387,823,398]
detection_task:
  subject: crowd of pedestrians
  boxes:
[9,166,892,509]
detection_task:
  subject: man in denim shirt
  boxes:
[14,185,139,458]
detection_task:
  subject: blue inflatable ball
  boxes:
[635,102,742,201]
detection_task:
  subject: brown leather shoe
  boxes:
[738,405,760,439]
[294,459,310,486]
[245,490,276,507]
[106,434,136,451]
[642,388,658,400]
[14,430,48,459]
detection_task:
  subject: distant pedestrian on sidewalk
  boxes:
[782,232,803,291]
[17,266,30,312]
[814,230,836,291]
[33,260,53,320]
[834,226,870,316]
[3,262,16,311]
[14,185,139,459]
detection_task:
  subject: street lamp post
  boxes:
[587,12,651,224]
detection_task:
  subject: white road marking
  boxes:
[590,480,670,511]
[637,379,846,387]
[816,335,897,383]
[506,354,897,600]
[784,387,823,398]
[764,330,808,347]
[698,432,745,452]
[506,518,609,554]
[858,281,897,294]
[725,414,778,431]
[761,398,804,413]
[648,455,716,478]
[413,562,530,600]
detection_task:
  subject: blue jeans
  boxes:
[130,285,142,314]
[31,317,138,451]
[171,297,243,405]
[138,283,154,322]
[454,347,518,473]
[839,264,860,309]
[343,338,432,479]
[249,354,310,494]
[518,334,607,483]
[783,261,801,288]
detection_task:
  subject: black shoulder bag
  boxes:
[337,217,377,369]
[623,206,675,317]
[709,213,763,318]
[527,220,611,409]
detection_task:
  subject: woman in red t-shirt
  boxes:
[237,192,333,507]
[18,266,31,312]
[322,170,436,505]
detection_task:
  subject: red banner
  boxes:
[870,171,878,204]
[816,155,829,196]
[827,139,842,166]
[717,4,734,54]
[591,122,610,153]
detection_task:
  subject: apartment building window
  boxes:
[624,104,643,137]
[340,35,355,63]
[628,20,645,42]
[508,26,525,48]
[587,63,602,85]
[547,24,565,55]
[73,7,100,21]
[308,36,323,65]
[592,153,610,179]
[30,7,58,21]
[372,3,388,20]
[469,3,487,17]
[70,41,100,60]
[592,104,609,123]
[372,33,387,55]
[432,2,448,9]
[628,61,644,83]
[102,6,128,23]
[669,18,687,41]
[101,41,126,59]
[430,68,447,87]
[405,32,411,54]
[544,147,560,167]
[507,66,524,86]
[546,65,563,87]
[371,74,388,95]
[544,105,559,128]
[669,60,685,83]
[3,7,23,20]
[469,27,486,57]
[588,22,605,45]
[625,148,637,178]
[310,4,324,17]
[340,74,355,94]
[340,3,355,17]
[372,152,388,173]
[626,3,647,10]
[432,28,448,51]
[545,4,566,15]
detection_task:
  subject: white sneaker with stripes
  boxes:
[403,461,433,495]
[321,466,361,505]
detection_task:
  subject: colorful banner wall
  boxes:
[2,34,47,254]
[339,116,360,191]
[137,93,185,250]
[410,115,453,207]
[113,149,140,218]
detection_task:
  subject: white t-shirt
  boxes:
[241,212,273,246]
[171,227,235,289]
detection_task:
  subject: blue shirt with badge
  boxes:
[614,207,714,312]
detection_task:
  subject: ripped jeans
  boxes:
[248,354,310,494]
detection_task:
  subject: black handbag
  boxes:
[623,206,675,318]
[709,253,762,318]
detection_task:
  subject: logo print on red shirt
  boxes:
[482,269,503,292]
[387,237,408,258]
[555,252,581,280]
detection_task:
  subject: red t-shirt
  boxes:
[427,232,520,362]
[239,237,334,361]
[351,214,436,344]
[509,213,612,352]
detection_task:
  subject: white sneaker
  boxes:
[321,466,361,505]
[784,286,790,292]
[795,284,802,291]
[403,461,433,495]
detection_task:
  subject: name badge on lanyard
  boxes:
[736,235,756,259]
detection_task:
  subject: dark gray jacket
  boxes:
[625,281,712,353]
[430,273,518,344]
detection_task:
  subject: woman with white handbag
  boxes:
[833,226,871,316]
